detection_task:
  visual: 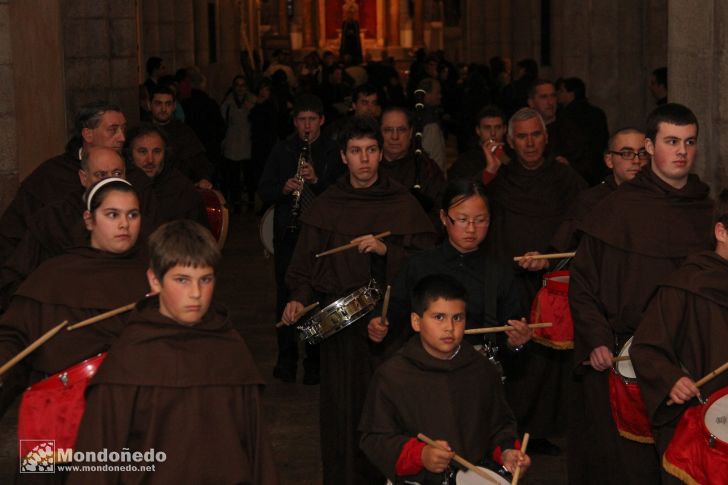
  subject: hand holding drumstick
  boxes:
[367,285,391,343]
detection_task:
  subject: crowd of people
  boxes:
[0,43,722,485]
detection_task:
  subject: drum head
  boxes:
[456,467,511,485]
[615,337,636,380]
[259,207,275,256]
[704,392,728,442]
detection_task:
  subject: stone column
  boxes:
[413,0,424,47]
[278,0,288,36]
[667,0,726,191]
[302,0,314,48]
[386,0,400,46]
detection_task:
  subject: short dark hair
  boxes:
[441,179,489,213]
[644,103,698,142]
[475,105,505,126]
[352,83,379,104]
[381,106,413,128]
[74,101,123,137]
[528,79,554,98]
[652,67,667,88]
[712,189,728,247]
[713,189,728,241]
[517,58,538,79]
[338,117,383,151]
[606,127,644,151]
[146,57,163,77]
[123,123,169,163]
[411,274,468,316]
[150,85,176,101]
[562,77,586,100]
[148,220,221,280]
[292,93,324,116]
[83,179,138,215]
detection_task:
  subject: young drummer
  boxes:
[359,274,530,484]
[68,220,278,485]
[631,189,728,483]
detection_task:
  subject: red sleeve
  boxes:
[492,438,521,465]
[481,169,497,185]
[395,438,426,476]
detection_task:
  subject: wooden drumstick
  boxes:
[380,285,391,326]
[0,320,69,376]
[464,322,552,335]
[666,359,728,406]
[315,231,391,258]
[511,432,530,485]
[275,301,320,328]
[66,303,138,331]
[580,355,631,366]
[416,433,499,484]
[513,252,576,262]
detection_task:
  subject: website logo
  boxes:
[19,440,55,473]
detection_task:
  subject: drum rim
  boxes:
[258,206,275,255]
[700,385,728,450]
[27,352,107,391]
[455,466,511,485]
[615,337,637,381]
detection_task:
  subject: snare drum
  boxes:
[198,188,229,249]
[530,270,573,349]
[298,282,381,344]
[456,467,511,485]
[663,386,728,485]
[259,206,275,257]
[18,353,107,455]
[385,467,510,485]
[608,338,654,443]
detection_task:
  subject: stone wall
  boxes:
[0,0,16,213]
[668,0,726,192]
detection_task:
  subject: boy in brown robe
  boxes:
[569,103,713,484]
[631,189,728,484]
[68,220,278,485]
[282,117,436,484]
[359,274,530,484]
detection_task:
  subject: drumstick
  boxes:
[511,432,530,485]
[275,301,320,328]
[666,359,728,406]
[513,252,576,262]
[464,322,552,334]
[580,355,631,366]
[380,285,391,326]
[66,303,138,331]
[315,231,391,258]
[0,320,69,376]
[416,433,499,484]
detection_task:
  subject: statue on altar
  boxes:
[339,0,362,65]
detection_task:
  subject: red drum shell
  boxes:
[197,188,229,248]
[18,353,107,452]
[608,369,654,443]
[530,270,573,349]
[664,386,728,485]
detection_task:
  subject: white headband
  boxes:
[85,177,133,212]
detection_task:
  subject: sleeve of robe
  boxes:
[569,234,615,366]
[257,143,287,206]
[359,369,417,481]
[285,223,327,305]
[241,386,281,485]
[630,287,691,427]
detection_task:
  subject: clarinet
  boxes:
[410,89,435,212]
[287,134,310,233]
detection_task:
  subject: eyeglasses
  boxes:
[608,150,651,160]
[446,213,490,228]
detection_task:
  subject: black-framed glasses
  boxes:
[445,213,490,228]
[608,150,650,160]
